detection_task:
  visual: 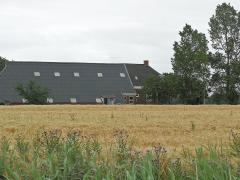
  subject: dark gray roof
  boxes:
[125,64,159,87]
[0,61,136,103]
[0,61,159,103]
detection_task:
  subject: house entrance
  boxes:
[101,95,116,105]
[103,98,108,104]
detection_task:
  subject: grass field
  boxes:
[0,105,239,155]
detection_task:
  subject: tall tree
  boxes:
[209,3,240,104]
[171,24,210,104]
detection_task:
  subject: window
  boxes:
[97,73,103,77]
[134,76,138,80]
[96,98,102,104]
[73,72,80,77]
[54,72,61,77]
[22,98,28,103]
[120,73,126,78]
[34,72,40,77]
[47,98,54,104]
[129,96,134,104]
[70,98,77,103]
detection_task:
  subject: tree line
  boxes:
[144,3,240,105]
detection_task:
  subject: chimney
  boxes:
[143,60,149,66]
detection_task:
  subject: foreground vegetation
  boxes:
[1,129,240,179]
[0,105,240,179]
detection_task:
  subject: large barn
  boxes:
[0,60,159,104]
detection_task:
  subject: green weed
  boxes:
[0,129,239,179]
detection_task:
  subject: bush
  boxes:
[16,80,49,104]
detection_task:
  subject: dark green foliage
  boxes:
[158,73,179,104]
[143,75,161,104]
[172,24,210,104]
[209,3,240,104]
[143,73,179,104]
[15,80,49,104]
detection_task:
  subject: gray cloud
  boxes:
[0,0,239,72]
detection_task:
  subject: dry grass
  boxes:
[0,105,240,154]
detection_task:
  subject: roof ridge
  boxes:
[7,61,144,65]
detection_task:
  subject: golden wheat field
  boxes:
[0,105,240,154]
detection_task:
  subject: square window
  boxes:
[70,98,77,103]
[34,72,40,77]
[120,73,126,78]
[97,73,103,77]
[47,98,54,104]
[73,72,80,77]
[96,98,102,103]
[54,72,61,77]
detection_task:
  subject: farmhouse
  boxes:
[0,60,159,104]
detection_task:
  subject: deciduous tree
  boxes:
[209,3,240,104]
[171,24,210,104]
[16,81,49,104]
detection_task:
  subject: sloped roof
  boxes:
[125,64,159,87]
[0,61,136,103]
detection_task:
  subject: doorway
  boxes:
[101,95,116,105]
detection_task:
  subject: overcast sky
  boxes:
[0,0,239,72]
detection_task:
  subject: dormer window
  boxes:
[135,76,138,80]
[54,72,61,77]
[97,73,103,77]
[120,73,126,78]
[34,72,40,77]
[73,72,80,77]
